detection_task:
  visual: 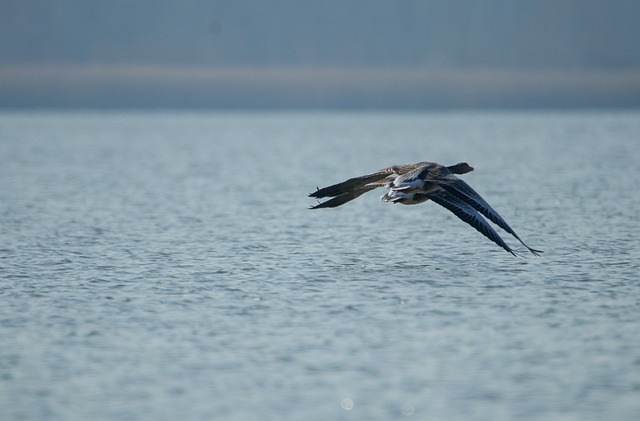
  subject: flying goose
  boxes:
[309,161,542,256]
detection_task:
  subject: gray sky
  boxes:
[1,0,639,108]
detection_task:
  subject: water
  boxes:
[1,110,639,420]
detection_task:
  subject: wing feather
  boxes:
[309,170,392,199]
[427,190,518,256]
[437,179,542,255]
[309,162,434,199]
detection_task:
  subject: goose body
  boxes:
[309,161,542,256]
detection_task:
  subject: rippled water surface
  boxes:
[1,110,639,420]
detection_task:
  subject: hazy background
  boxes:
[1,0,639,108]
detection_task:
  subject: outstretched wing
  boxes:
[427,189,518,256]
[309,162,434,199]
[309,171,391,199]
[310,189,368,209]
[435,178,542,256]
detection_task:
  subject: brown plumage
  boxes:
[309,162,473,209]
[309,161,542,256]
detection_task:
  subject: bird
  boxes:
[309,161,542,257]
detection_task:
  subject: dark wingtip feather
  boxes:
[528,248,543,257]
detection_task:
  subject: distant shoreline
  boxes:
[2,64,639,109]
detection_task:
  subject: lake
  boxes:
[1,110,639,420]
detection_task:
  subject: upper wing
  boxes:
[309,162,434,199]
[309,189,369,209]
[426,189,518,256]
[309,169,393,199]
[309,177,394,208]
